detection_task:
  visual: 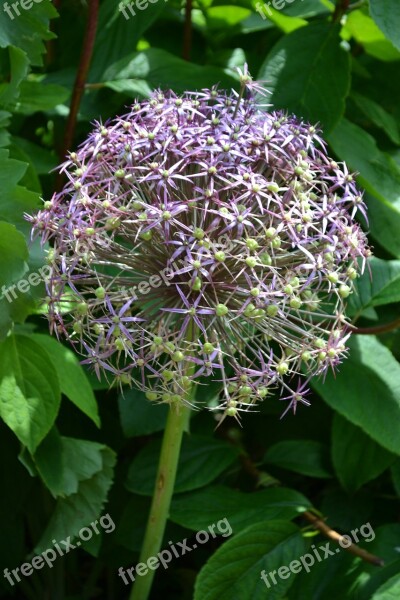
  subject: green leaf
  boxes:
[0,149,40,230]
[194,520,307,600]
[0,222,35,336]
[0,148,29,198]
[312,336,400,456]
[332,414,396,493]
[103,78,152,98]
[118,388,167,437]
[171,485,311,533]
[15,82,70,114]
[126,434,240,495]
[0,335,60,453]
[0,2,57,66]
[328,118,400,257]
[0,221,28,287]
[90,0,168,80]
[348,257,400,317]
[351,92,400,146]
[343,10,400,61]
[102,48,238,95]
[10,137,57,174]
[0,110,11,147]
[35,438,116,552]
[0,149,41,226]
[370,0,400,51]
[264,440,332,478]
[34,430,107,497]
[0,46,29,107]
[207,6,251,29]
[257,22,350,133]
[344,524,400,600]
[287,538,357,600]
[280,0,331,18]
[32,334,100,428]
[371,574,400,600]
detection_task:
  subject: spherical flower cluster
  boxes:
[29,78,370,420]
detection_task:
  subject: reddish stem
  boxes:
[58,0,99,169]
[347,317,400,336]
[182,0,193,61]
[333,0,350,22]
[303,511,384,567]
[228,440,384,567]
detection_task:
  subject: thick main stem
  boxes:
[57,0,99,188]
[129,402,191,600]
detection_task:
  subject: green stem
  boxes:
[129,401,192,600]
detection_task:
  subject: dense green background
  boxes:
[1,0,400,598]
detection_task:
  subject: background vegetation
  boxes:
[1,0,400,598]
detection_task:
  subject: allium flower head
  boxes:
[29,78,370,420]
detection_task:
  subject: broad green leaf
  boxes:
[0,110,11,147]
[312,336,400,456]
[90,0,168,80]
[279,0,331,18]
[103,79,152,98]
[0,2,57,66]
[102,48,238,94]
[343,10,400,62]
[118,388,167,437]
[0,221,30,336]
[15,82,70,114]
[32,334,100,428]
[35,438,116,552]
[35,431,105,497]
[0,221,28,287]
[257,22,350,133]
[265,10,307,34]
[126,434,240,495]
[370,0,400,51]
[360,561,400,600]
[357,524,400,599]
[207,6,251,29]
[0,150,28,205]
[0,46,29,107]
[336,524,400,600]
[332,414,396,493]
[239,13,275,34]
[0,223,37,340]
[194,521,307,600]
[8,140,41,193]
[171,486,311,532]
[0,335,60,453]
[264,440,332,478]
[348,257,400,317]
[328,118,400,257]
[365,524,400,565]
[351,92,400,146]
[371,574,400,600]
[0,149,41,229]
[10,137,57,174]
[287,538,357,600]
